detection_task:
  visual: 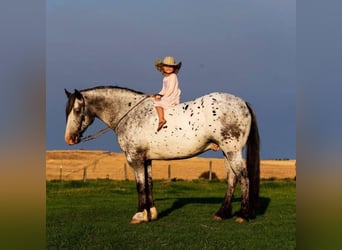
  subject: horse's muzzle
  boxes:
[65,133,81,145]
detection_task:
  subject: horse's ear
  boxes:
[74,89,82,100]
[64,88,72,98]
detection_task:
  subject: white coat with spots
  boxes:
[64,86,260,223]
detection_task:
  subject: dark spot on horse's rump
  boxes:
[128,102,132,107]
[184,104,189,110]
[221,125,241,140]
[231,129,240,139]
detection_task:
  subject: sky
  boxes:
[46,0,296,159]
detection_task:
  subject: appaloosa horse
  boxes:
[64,86,260,223]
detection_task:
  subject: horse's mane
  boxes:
[65,85,145,119]
[81,85,145,95]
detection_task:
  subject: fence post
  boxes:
[168,164,171,180]
[60,165,63,182]
[83,167,87,182]
[124,163,128,180]
[209,160,212,181]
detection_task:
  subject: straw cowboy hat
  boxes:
[155,56,182,74]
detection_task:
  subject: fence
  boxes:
[46,151,296,181]
[55,160,218,182]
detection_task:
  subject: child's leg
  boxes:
[155,106,167,131]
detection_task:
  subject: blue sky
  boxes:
[46,1,296,159]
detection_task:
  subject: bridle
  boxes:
[79,95,150,143]
[71,94,87,143]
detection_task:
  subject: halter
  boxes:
[80,95,150,143]
[73,95,87,142]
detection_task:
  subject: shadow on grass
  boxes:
[156,196,270,219]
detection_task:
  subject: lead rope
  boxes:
[81,127,113,142]
[81,95,150,143]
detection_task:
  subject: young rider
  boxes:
[151,56,182,131]
[150,56,220,151]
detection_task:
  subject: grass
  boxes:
[46,179,296,249]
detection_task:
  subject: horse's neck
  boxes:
[85,88,144,127]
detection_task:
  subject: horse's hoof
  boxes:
[213,215,223,221]
[150,206,158,221]
[235,217,246,223]
[130,207,158,224]
[130,211,147,224]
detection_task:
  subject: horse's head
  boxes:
[64,89,95,145]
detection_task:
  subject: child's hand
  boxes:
[150,94,162,101]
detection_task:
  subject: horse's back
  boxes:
[174,92,250,122]
[180,92,246,109]
[145,90,252,157]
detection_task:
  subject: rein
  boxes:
[81,95,150,143]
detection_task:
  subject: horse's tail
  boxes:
[245,102,260,218]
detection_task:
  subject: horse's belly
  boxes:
[147,138,209,160]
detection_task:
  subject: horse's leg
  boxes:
[214,151,249,223]
[131,165,147,224]
[227,151,250,223]
[145,160,158,221]
[130,160,157,224]
[214,155,237,220]
[236,164,250,223]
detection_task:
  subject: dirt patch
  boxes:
[46,150,296,181]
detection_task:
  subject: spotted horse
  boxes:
[64,86,260,223]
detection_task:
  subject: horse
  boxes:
[64,86,260,223]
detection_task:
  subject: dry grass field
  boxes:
[46,150,296,181]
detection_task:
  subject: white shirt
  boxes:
[154,73,181,109]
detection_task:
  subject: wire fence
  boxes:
[47,152,222,181]
[46,151,296,181]
[55,161,217,182]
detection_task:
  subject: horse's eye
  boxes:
[74,108,81,114]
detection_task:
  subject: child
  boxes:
[151,56,182,131]
[151,56,220,151]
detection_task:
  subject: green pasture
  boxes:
[46,179,296,249]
